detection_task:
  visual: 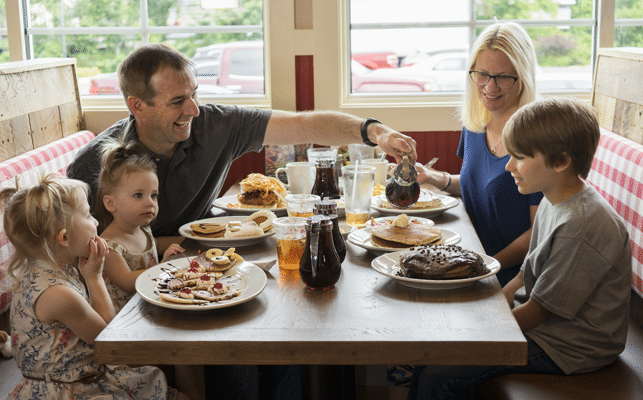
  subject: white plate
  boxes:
[364,216,434,228]
[179,216,274,247]
[135,258,267,310]
[371,193,458,217]
[347,227,461,253]
[213,195,345,216]
[371,250,500,290]
[213,195,288,216]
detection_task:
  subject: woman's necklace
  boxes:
[486,131,505,156]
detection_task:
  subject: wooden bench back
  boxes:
[0,58,84,163]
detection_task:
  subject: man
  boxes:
[68,43,417,238]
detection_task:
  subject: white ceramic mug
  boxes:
[275,162,312,195]
[361,158,388,186]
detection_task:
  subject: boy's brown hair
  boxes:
[503,97,600,179]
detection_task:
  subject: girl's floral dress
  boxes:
[104,226,159,314]
[8,259,178,400]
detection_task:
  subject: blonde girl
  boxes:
[96,138,184,314]
[1,174,186,399]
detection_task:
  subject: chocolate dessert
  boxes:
[399,244,489,280]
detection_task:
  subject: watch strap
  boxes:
[360,118,381,147]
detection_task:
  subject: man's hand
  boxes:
[375,131,417,164]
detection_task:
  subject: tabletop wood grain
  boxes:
[94,196,527,366]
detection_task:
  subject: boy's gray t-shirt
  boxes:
[514,184,631,374]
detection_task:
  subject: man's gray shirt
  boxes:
[67,103,271,236]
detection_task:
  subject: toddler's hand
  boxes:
[78,235,109,279]
[161,243,185,263]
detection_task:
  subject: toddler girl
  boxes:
[95,139,184,313]
[1,174,187,399]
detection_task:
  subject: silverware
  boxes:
[424,157,439,169]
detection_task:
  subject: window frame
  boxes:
[3,0,641,132]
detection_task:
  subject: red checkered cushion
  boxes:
[586,128,643,298]
[0,130,95,314]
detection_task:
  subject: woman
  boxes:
[417,22,542,286]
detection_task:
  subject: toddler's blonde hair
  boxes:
[0,174,89,288]
[95,136,157,232]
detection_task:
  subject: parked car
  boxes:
[400,47,469,67]
[371,52,469,91]
[89,40,264,95]
[88,72,235,95]
[350,60,435,92]
[351,52,399,69]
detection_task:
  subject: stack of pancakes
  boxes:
[370,214,442,248]
[399,244,489,280]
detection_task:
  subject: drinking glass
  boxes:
[348,143,375,164]
[342,165,375,227]
[285,194,321,218]
[273,217,307,270]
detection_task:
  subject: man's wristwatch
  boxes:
[360,117,381,147]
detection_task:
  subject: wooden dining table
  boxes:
[94,189,527,367]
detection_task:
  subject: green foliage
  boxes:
[24,0,263,75]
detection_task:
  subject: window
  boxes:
[348,0,643,95]
[11,0,264,97]
[0,0,8,63]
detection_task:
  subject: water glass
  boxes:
[342,165,375,227]
[348,143,375,164]
[361,158,388,186]
[285,194,321,218]
[273,217,307,270]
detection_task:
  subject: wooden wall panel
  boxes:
[0,59,84,162]
[592,48,643,144]
[0,116,32,161]
[30,106,62,148]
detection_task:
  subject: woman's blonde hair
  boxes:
[0,174,89,288]
[95,136,157,232]
[460,22,539,132]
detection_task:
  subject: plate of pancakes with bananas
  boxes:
[347,214,461,253]
[179,211,277,247]
[135,247,268,310]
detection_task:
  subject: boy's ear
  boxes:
[103,195,117,213]
[553,152,572,173]
[56,229,69,247]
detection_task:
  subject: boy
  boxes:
[408,97,631,400]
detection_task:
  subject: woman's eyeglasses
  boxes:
[469,71,518,89]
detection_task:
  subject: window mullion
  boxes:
[140,0,149,44]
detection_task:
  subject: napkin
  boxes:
[246,259,277,272]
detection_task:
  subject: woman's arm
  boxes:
[415,164,462,196]
[492,205,538,271]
